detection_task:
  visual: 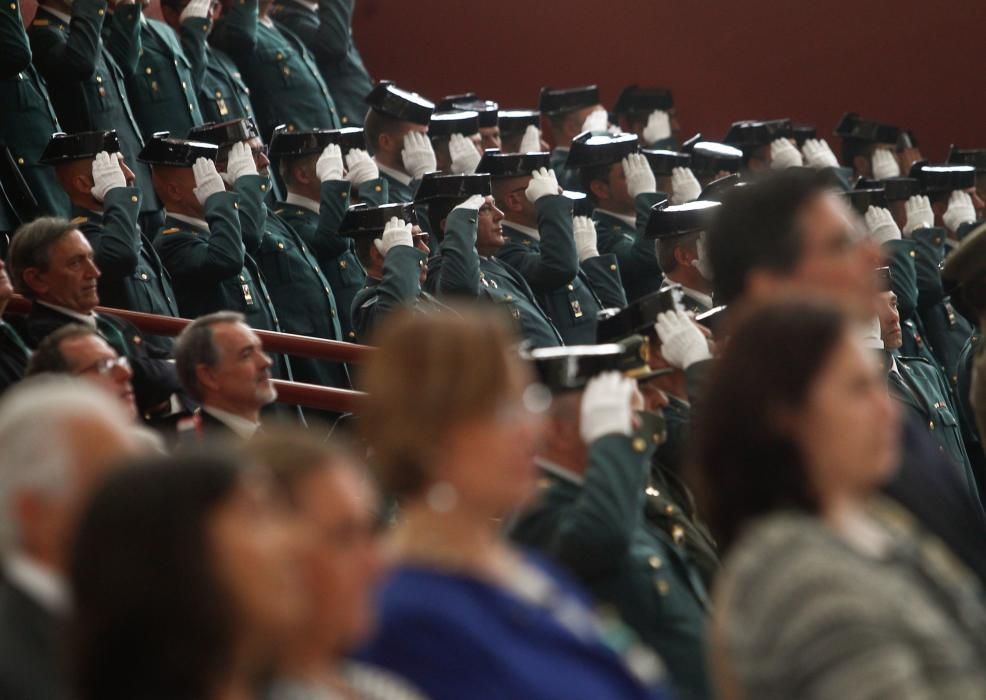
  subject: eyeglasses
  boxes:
[78,356,131,377]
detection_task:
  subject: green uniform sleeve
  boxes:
[155,191,244,279]
[104,1,141,75]
[29,0,107,80]
[0,0,32,78]
[373,245,426,316]
[910,227,947,308]
[581,253,627,308]
[627,190,665,277]
[82,187,142,278]
[881,239,920,316]
[434,206,480,297]
[306,179,351,258]
[209,0,258,64]
[179,16,212,89]
[356,176,388,207]
[499,195,578,293]
[312,0,351,64]
[232,173,269,254]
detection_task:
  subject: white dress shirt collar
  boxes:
[376,161,413,186]
[285,192,320,214]
[203,406,261,439]
[37,301,96,328]
[168,212,211,231]
[502,220,540,241]
[594,208,636,228]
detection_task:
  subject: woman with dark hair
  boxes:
[69,453,306,700]
[692,298,986,699]
[355,308,670,700]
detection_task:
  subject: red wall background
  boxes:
[19,0,986,160]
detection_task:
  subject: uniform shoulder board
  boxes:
[70,215,89,226]
[32,18,49,26]
[359,296,378,310]
[160,227,183,235]
[274,208,285,215]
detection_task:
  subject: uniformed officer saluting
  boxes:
[645,200,720,315]
[428,110,483,175]
[40,130,179,356]
[362,81,436,204]
[510,344,711,700]
[538,85,608,193]
[419,172,564,349]
[568,131,666,303]
[344,202,440,341]
[613,85,678,150]
[270,126,387,341]
[481,149,626,344]
[437,93,501,151]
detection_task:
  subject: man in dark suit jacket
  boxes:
[0,376,138,699]
[7,217,183,417]
[0,259,29,395]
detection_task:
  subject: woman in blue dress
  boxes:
[356,307,671,700]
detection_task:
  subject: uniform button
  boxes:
[341,116,348,124]
[16,157,24,166]
[567,284,574,290]
[215,89,223,98]
[339,260,347,269]
[275,242,283,250]
[665,504,675,515]
[130,195,138,203]
[95,75,103,83]
[276,52,284,60]
[188,102,194,111]
[330,308,336,317]
[181,81,187,89]
[632,437,647,452]
[374,184,382,192]
[929,421,935,430]
[348,331,356,339]
[282,67,290,77]
[655,579,670,596]
[233,202,239,209]
[140,273,148,280]
[909,251,915,258]
[260,183,267,191]
[340,191,347,198]
[240,275,245,281]
[97,7,104,14]
[610,264,617,271]
[648,556,662,570]
[9,3,15,9]
[505,294,513,301]
[145,66,152,74]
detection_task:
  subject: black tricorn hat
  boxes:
[834,112,900,145]
[538,85,600,116]
[565,131,639,170]
[497,109,541,135]
[875,266,892,293]
[187,118,261,148]
[596,285,685,342]
[268,126,366,158]
[338,202,417,239]
[428,110,480,139]
[526,341,650,393]
[641,149,690,177]
[947,146,986,174]
[700,173,747,201]
[365,81,434,126]
[40,131,120,164]
[724,119,792,149]
[844,187,887,215]
[686,140,743,176]
[137,135,219,166]
[436,92,478,111]
[792,124,816,147]
[855,176,920,203]
[476,149,551,178]
[562,190,593,217]
[908,161,976,194]
[613,85,673,115]
[414,172,492,203]
[449,99,499,128]
[646,200,721,239]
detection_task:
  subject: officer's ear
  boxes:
[589,178,609,202]
[293,161,315,186]
[21,267,49,297]
[673,241,695,268]
[852,154,870,176]
[71,174,94,199]
[378,131,397,153]
[504,189,525,214]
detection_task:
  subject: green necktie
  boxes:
[0,322,30,361]
[94,315,129,357]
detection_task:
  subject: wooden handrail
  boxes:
[5,295,373,363]
[272,379,364,414]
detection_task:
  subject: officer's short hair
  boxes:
[174,311,245,402]
[707,169,830,306]
[580,163,613,205]
[657,232,699,273]
[7,217,77,298]
[363,109,404,156]
[25,324,100,377]
[353,236,376,269]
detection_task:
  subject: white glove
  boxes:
[225,140,258,183]
[448,133,481,175]
[401,131,437,179]
[344,148,379,186]
[315,143,343,182]
[902,195,935,235]
[770,138,803,169]
[622,152,656,199]
[864,206,901,245]
[800,138,839,169]
[180,0,211,21]
[580,108,608,134]
[655,309,712,369]
[524,167,560,203]
[518,124,542,154]
[670,166,701,204]
[192,157,227,205]
[372,217,413,257]
[573,215,599,261]
[579,371,636,443]
[871,149,901,180]
[90,150,127,202]
[642,109,671,145]
[453,194,485,212]
[943,190,977,233]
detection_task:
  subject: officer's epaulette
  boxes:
[160,227,183,235]
[70,215,89,226]
[274,208,285,215]
[31,18,49,26]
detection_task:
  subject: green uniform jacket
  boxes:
[376,167,416,204]
[29,0,158,213]
[911,227,974,385]
[882,238,943,372]
[954,332,985,502]
[117,16,202,139]
[238,174,349,389]
[211,0,340,140]
[180,16,255,123]
[889,353,979,508]
[274,177,386,341]
[509,432,710,700]
[0,0,69,222]
[426,207,563,348]
[72,187,178,355]
[351,245,443,342]
[593,192,665,303]
[549,147,579,192]
[496,196,625,345]
[269,0,372,127]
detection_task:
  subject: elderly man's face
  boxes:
[199,321,278,410]
[63,334,138,420]
[26,230,101,313]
